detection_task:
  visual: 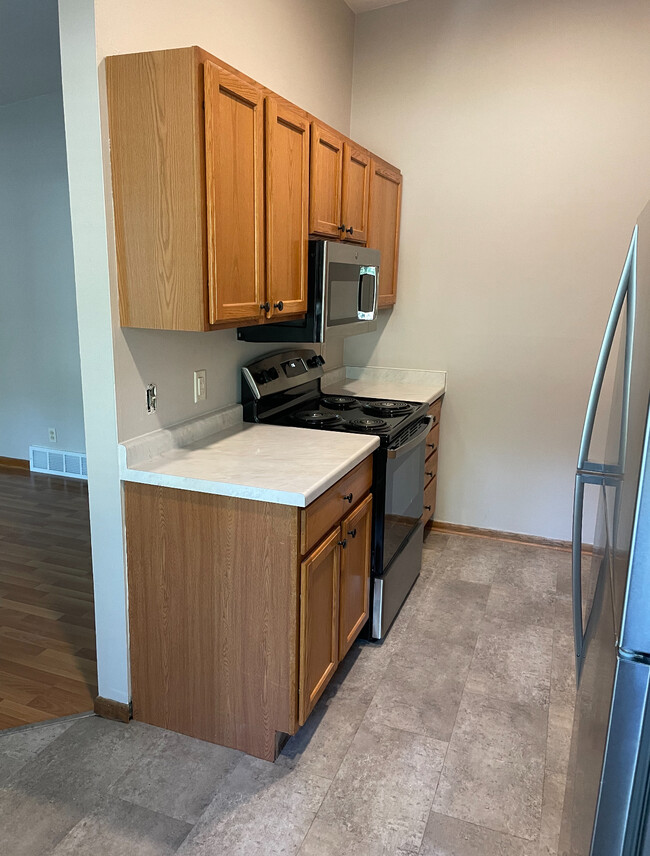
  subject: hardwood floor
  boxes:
[0,465,97,729]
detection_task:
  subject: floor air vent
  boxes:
[29,446,88,480]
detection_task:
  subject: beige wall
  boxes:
[346,0,650,540]
[94,0,354,441]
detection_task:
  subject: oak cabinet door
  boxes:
[338,494,372,659]
[341,142,370,244]
[367,160,402,308]
[299,528,340,726]
[204,61,265,324]
[309,122,344,239]
[265,97,309,319]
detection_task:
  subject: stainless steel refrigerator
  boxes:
[560,201,650,856]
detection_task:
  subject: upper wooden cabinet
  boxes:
[106,47,307,331]
[265,98,309,320]
[309,123,343,239]
[204,61,265,325]
[106,47,403,330]
[341,143,370,244]
[309,123,369,244]
[367,158,403,308]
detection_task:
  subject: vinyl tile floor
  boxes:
[0,532,576,856]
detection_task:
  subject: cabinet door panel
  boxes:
[368,160,402,308]
[339,494,372,659]
[309,123,343,238]
[204,62,265,324]
[341,143,370,244]
[265,98,309,319]
[299,528,339,725]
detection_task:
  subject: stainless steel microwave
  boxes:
[237,241,379,343]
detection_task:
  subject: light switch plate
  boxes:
[194,370,207,403]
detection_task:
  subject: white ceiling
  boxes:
[344,0,409,14]
[0,0,62,106]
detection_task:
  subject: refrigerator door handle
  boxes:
[572,472,586,676]
[577,226,638,470]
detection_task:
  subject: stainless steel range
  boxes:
[241,348,431,640]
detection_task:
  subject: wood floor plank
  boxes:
[0,469,97,729]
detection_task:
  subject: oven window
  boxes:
[382,441,426,570]
[328,262,362,326]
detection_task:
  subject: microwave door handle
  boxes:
[387,417,433,459]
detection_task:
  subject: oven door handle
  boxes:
[387,416,433,459]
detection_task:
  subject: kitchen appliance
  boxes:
[241,348,430,639]
[237,241,379,343]
[559,201,650,856]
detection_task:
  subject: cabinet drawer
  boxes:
[424,450,438,483]
[428,398,442,428]
[423,474,437,523]
[425,423,440,459]
[300,456,373,556]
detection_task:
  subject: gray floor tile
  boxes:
[363,642,473,741]
[177,755,330,856]
[407,577,490,650]
[438,536,508,585]
[432,692,547,841]
[51,797,191,855]
[555,552,576,597]
[10,716,164,811]
[329,638,392,701]
[491,545,559,594]
[554,593,572,633]
[422,532,450,554]
[420,811,538,855]
[0,717,78,786]
[545,703,574,777]
[114,727,242,823]
[312,720,446,854]
[551,632,577,710]
[297,816,417,855]
[276,681,369,778]
[0,787,84,856]
[485,582,555,629]
[433,745,544,841]
[538,770,566,856]
[465,618,553,706]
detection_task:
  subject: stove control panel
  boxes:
[242,348,325,401]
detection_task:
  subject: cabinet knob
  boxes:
[347,528,357,538]
[427,443,437,451]
[260,301,270,312]
[338,223,345,232]
[342,493,353,503]
[424,505,432,511]
[338,539,347,548]
[345,226,354,235]
[273,301,284,311]
[425,471,434,478]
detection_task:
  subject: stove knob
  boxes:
[267,367,279,380]
[317,355,326,366]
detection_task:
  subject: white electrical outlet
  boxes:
[48,428,57,443]
[194,370,207,403]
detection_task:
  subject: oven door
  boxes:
[382,417,431,571]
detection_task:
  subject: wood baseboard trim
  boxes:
[94,696,132,723]
[0,456,30,471]
[427,520,577,552]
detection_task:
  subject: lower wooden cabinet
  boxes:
[124,456,373,761]
[299,492,373,725]
[422,397,443,527]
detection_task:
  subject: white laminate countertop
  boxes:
[119,406,379,508]
[322,365,446,406]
